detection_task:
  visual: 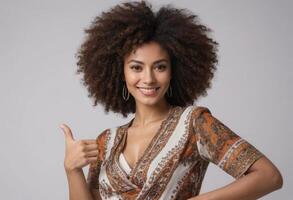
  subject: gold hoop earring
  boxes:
[122,83,130,101]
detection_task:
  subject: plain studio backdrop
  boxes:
[0,0,292,199]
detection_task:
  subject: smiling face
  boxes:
[123,41,172,107]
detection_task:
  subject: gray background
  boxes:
[0,0,292,199]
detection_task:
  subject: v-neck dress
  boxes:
[87,105,263,200]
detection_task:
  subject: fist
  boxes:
[60,123,99,172]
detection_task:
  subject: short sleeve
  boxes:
[87,129,109,198]
[192,106,264,179]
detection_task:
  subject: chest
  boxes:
[100,121,188,197]
[98,106,207,199]
[122,123,162,170]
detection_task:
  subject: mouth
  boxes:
[137,87,160,96]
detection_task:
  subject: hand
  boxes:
[60,123,99,173]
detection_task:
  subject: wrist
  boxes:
[65,166,83,175]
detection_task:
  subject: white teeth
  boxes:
[140,88,157,90]
[138,87,159,89]
[138,87,159,95]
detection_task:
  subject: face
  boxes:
[123,41,172,107]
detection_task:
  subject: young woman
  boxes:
[60,1,283,199]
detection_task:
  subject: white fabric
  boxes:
[119,153,132,175]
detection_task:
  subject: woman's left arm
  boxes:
[189,156,283,200]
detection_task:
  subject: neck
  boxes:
[132,99,172,127]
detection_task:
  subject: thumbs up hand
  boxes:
[60,124,98,173]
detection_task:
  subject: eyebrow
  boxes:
[127,59,169,65]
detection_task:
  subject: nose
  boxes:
[142,68,156,84]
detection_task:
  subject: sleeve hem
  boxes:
[235,152,264,179]
[219,140,264,179]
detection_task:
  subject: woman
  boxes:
[60,1,283,199]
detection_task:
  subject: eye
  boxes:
[155,64,167,71]
[130,65,142,71]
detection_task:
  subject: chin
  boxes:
[134,94,166,107]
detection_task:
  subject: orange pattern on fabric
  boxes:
[87,105,264,199]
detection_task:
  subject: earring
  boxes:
[167,84,173,97]
[122,83,130,101]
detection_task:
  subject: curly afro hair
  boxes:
[75,0,218,118]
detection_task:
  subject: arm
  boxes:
[189,156,283,200]
[191,107,283,200]
[61,124,101,200]
[65,168,95,200]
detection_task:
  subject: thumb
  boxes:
[60,123,75,141]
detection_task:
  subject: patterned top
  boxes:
[87,105,263,200]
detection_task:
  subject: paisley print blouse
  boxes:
[87,105,263,200]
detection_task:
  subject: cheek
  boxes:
[124,72,139,86]
[157,72,171,84]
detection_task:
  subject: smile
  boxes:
[137,87,160,96]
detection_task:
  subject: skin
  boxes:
[188,156,283,200]
[122,41,173,169]
[61,41,283,200]
[123,41,172,126]
[61,124,98,200]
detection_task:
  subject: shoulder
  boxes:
[190,105,212,117]
[95,118,132,143]
[95,126,121,161]
[95,124,126,160]
[95,128,110,146]
[188,105,214,129]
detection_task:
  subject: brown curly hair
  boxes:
[75,0,218,118]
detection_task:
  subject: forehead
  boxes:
[124,41,170,62]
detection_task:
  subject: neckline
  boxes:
[126,105,176,130]
[120,105,177,177]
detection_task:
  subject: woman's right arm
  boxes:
[61,123,100,200]
[65,168,95,200]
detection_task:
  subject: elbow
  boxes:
[271,169,283,190]
[257,156,283,191]
[262,165,283,191]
